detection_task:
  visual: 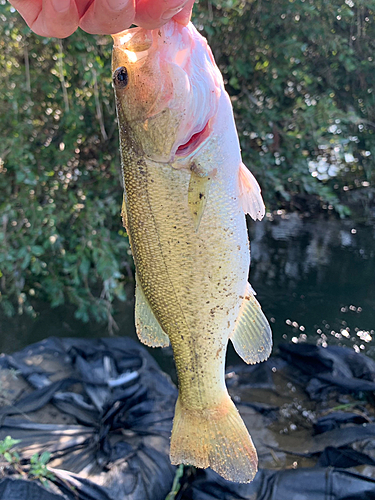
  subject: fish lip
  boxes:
[174,120,211,159]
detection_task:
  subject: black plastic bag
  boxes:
[0,337,177,500]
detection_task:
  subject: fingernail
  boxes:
[107,0,128,11]
[52,0,71,13]
[161,6,184,20]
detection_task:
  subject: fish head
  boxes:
[112,21,222,163]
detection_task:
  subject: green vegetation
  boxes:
[0,436,21,467]
[195,0,375,215]
[165,464,185,500]
[0,436,55,487]
[0,5,129,323]
[0,1,374,323]
[29,451,55,487]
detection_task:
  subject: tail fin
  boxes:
[170,394,257,483]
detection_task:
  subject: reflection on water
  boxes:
[248,212,375,358]
[0,214,374,368]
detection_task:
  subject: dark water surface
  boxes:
[248,212,375,358]
[0,213,374,372]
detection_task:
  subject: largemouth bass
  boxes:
[112,21,272,483]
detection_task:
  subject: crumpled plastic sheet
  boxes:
[0,337,177,500]
[314,411,369,434]
[182,343,375,500]
[183,467,375,500]
[0,477,66,500]
[279,343,375,397]
[2,340,375,500]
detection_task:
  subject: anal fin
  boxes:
[135,277,170,348]
[238,162,265,221]
[230,283,272,364]
[188,170,211,232]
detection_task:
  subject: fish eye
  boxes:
[113,67,129,89]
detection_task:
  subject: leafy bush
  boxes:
[0,5,129,323]
[0,1,374,322]
[194,0,375,214]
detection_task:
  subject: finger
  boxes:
[8,0,43,28]
[79,0,135,35]
[172,0,194,26]
[134,0,190,30]
[75,0,96,17]
[10,0,79,38]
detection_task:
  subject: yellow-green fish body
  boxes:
[112,21,272,483]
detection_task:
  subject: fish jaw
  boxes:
[112,21,222,164]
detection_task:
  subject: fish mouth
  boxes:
[175,121,210,157]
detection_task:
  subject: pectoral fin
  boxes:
[238,162,265,221]
[230,283,272,364]
[135,278,170,348]
[188,171,211,232]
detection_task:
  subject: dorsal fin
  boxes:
[238,162,265,221]
[230,283,272,364]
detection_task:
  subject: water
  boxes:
[248,212,374,357]
[0,213,374,369]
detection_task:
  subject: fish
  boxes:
[111,20,272,483]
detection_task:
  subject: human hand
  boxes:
[9,0,195,38]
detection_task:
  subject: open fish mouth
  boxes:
[175,120,211,157]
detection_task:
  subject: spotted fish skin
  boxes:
[112,21,272,483]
